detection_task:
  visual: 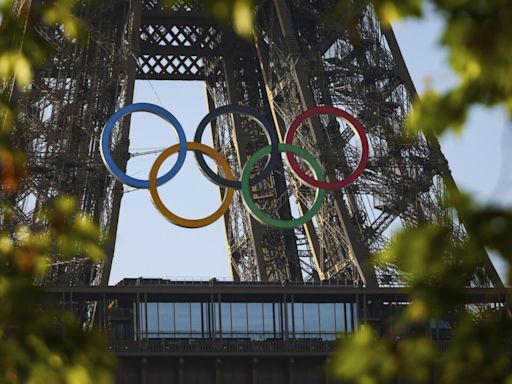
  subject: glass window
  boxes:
[346,303,352,332]
[129,300,349,340]
[191,303,202,337]
[214,302,221,337]
[352,303,358,330]
[202,303,211,337]
[248,303,264,340]
[231,303,248,337]
[158,303,174,334]
[319,303,336,340]
[138,302,145,336]
[263,303,274,336]
[175,303,191,337]
[335,303,346,333]
[274,303,283,338]
[286,303,293,337]
[147,303,158,334]
[293,303,304,337]
[303,303,320,337]
[221,303,231,337]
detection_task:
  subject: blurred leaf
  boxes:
[42,0,86,39]
[0,51,32,87]
[329,327,398,384]
[233,0,254,37]
[372,0,423,24]
[163,0,258,39]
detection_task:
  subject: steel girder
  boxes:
[4,0,502,288]
[4,0,140,286]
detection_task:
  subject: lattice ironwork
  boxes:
[253,0,501,287]
[3,0,502,289]
[204,54,305,282]
[3,0,139,286]
[137,54,205,79]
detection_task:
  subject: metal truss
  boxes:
[203,54,306,282]
[3,0,502,288]
[3,0,140,286]
[137,0,254,80]
[254,0,502,287]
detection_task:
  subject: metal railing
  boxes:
[109,339,336,355]
[114,277,358,287]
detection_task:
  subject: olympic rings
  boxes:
[149,142,235,228]
[101,103,187,189]
[194,104,279,190]
[285,106,369,191]
[100,103,368,229]
[241,143,326,229]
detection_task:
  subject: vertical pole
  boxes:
[222,55,269,281]
[252,358,258,384]
[101,0,142,285]
[178,358,184,384]
[135,292,140,341]
[215,358,222,384]
[140,358,147,384]
[144,292,148,340]
[288,358,294,384]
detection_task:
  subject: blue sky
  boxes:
[107,7,511,284]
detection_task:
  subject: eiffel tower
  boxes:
[9,0,502,289]
[7,1,508,382]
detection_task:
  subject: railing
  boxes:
[109,339,336,355]
[114,277,358,287]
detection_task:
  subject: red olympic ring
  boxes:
[284,106,369,191]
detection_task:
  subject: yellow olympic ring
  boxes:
[149,142,235,228]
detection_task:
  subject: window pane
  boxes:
[286,303,292,337]
[231,303,248,336]
[202,303,210,337]
[319,303,335,340]
[147,303,158,334]
[263,303,274,336]
[335,303,346,333]
[293,303,304,337]
[139,302,145,335]
[352,303,358,330]
[191,303,202,337]
[175,303,191,337]
[221,303,231,337]
[214,302,221,337]
[248,303,263,340]
[274,303,283,337]
[303,303,320,337]
[158,303,173,334]
[346,303,352,332]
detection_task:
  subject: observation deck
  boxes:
[44,279,507,383]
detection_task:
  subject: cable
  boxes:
[130,52,164,105]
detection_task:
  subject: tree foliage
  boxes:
[0,1,115,383]
[328,1,512,383]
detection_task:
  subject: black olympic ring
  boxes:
[193,104,279,190]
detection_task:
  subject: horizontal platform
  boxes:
[44,280,509,303]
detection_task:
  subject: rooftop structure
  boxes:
[46,279,507,382]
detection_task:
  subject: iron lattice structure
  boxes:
[4,0,502,288]
[4,0,140,285]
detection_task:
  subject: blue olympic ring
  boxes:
[100,103,187,189]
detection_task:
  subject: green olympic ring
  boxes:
[241,143,326,229]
